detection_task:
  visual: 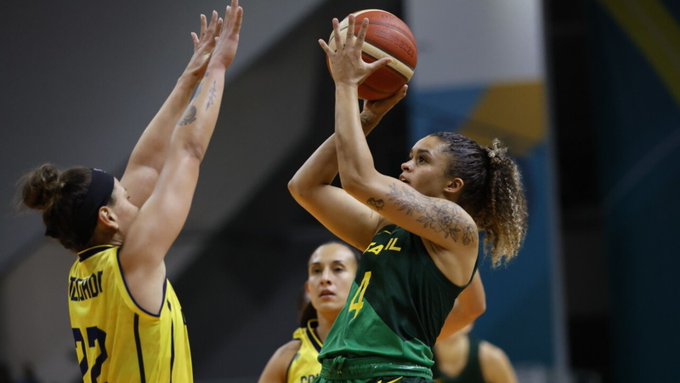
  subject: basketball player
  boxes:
[433,325,517,383]
[288,16,528,382]
[258,243,484,383]
[17,2,243,381]
[258,242,360,383]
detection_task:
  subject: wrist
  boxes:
[205,65,228,77]
[177,70,202,87]
[335,82,358,94]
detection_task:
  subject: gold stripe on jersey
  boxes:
[287,320,323,383]
[68,245,193,383]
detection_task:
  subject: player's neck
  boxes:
[315,311,338,342]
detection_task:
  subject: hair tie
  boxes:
[486,142,506,167]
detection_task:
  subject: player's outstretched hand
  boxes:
[319,15,391,88]
[185,11,222,77]
[209,0,244,71]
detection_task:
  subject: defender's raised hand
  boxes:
[185,11,223,77]
[209,0,244,70]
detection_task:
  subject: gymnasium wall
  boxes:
[589,1,680,382]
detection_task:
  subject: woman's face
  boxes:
[306,244,358,318]
[399,135,452,198]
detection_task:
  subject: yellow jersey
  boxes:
[68,245,192,382]
[287,319,323,383]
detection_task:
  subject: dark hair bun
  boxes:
[22,164,61,210]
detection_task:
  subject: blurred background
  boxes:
[1,0,678,382]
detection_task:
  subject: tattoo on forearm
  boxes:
[178,105,197,126]
[386,183,476,246]
[367,197,384,211]
[206,80,217,110]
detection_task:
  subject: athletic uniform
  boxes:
[287,319,324,383]
[433,337,485,383]
[68,245,192,382]
[317,225,477,383]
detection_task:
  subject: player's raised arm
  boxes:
[121,12,222,207]
[288,89,406,250]
[119,0,243,312]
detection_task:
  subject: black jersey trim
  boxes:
[306,319,323,353]
[464,256,480,288]
[133,314,147,383]
[77,244,114,262]
[116,250,167,318]
[170,308,175,383]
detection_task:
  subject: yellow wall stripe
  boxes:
[459,82,545,157]
[598,0,680,105]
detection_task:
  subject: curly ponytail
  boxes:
[431,133,528,266]
[479,139,528,266]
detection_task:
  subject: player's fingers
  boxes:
[217,17,223,35]
[319,39,333,56]
[367,57,392,73]
[230,6,243,34]
[207,11,218,36]
[386,85,408,105]
[197,14,205,41]
[332,18,342,50]
[346,15,356,45]
[356,18,369,45]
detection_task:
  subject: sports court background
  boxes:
[0,0,678,382]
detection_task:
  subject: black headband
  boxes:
[72,168,115,246]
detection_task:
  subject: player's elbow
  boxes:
[472,299,486,320]
[182,141,207,162]
[288,173,308,201]
[340,171,374,199]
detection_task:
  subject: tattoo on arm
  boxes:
[178,105,197,126]
[385,183,416,215]
[386,183,476,246]
[462,226,475,246]
[367,197,384,211]
[206,80,217,110]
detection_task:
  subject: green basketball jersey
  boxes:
[319,225,475,378]
[68,245,192,382]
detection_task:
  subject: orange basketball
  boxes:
[329,9,418,100]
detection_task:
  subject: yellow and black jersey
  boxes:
[68,245,192,382]
[287,319,323,383]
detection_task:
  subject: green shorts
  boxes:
[315,356,433,383]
